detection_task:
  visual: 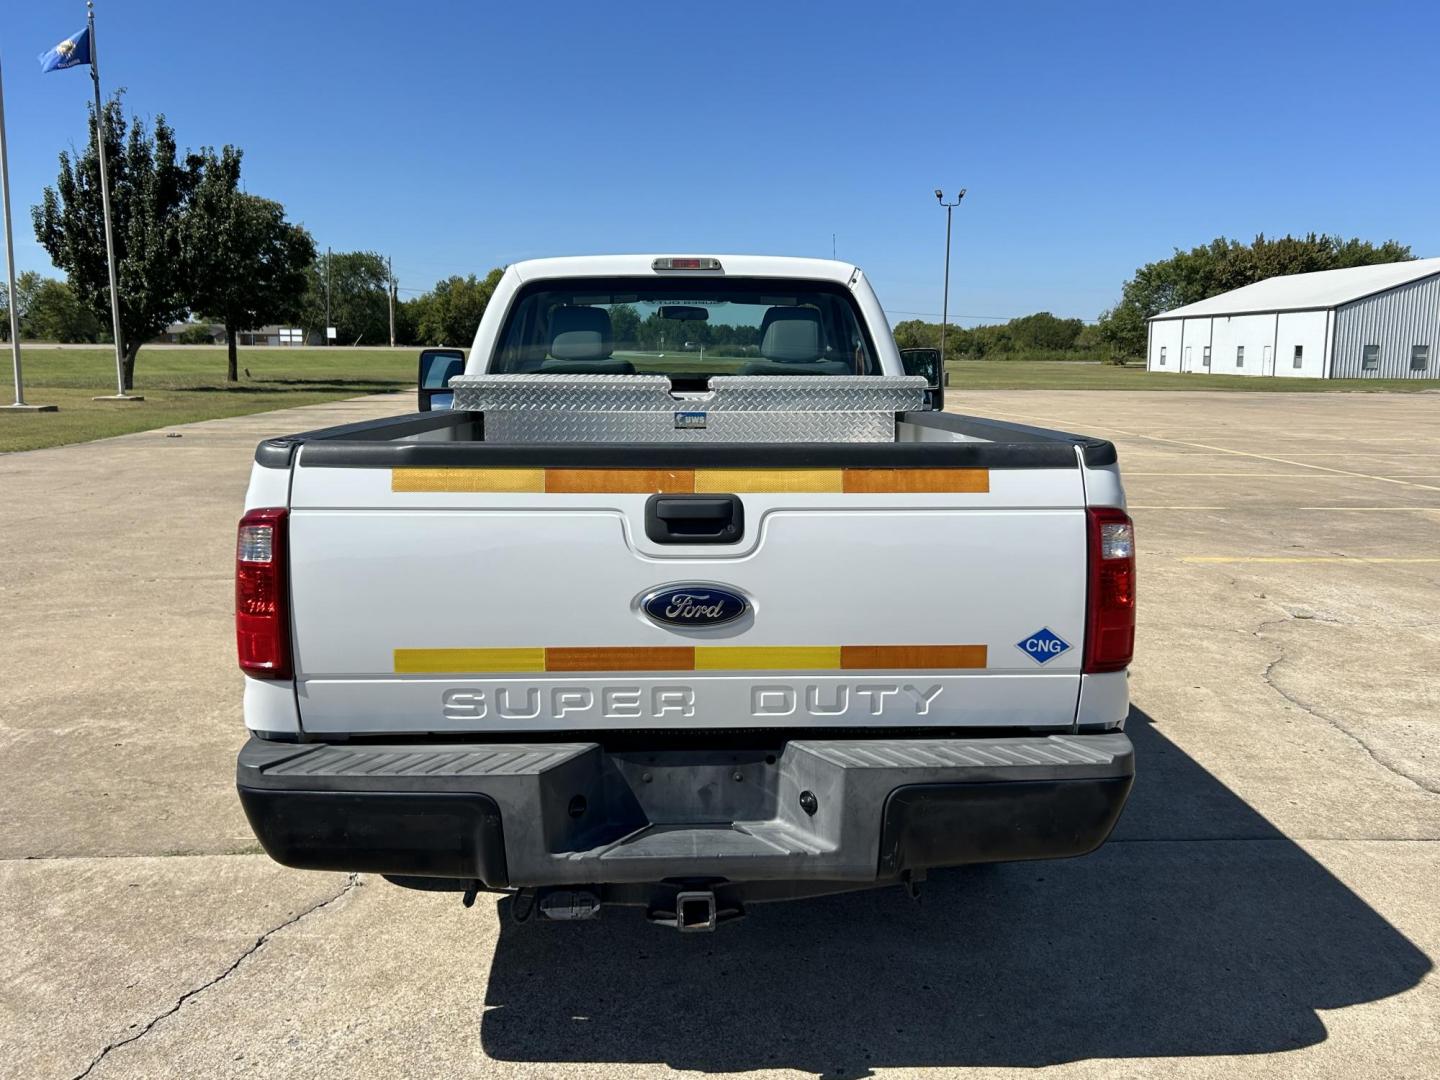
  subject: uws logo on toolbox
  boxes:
[1016,627,1072,665]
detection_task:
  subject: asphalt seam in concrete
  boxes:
[67,873,360,1080]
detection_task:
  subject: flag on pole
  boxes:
[38,8,135,399]
[39,29,92,73]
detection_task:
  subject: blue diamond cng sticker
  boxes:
[1017,627,1072,665]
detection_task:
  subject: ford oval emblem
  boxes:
[641,584,749,628]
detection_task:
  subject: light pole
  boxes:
[935,188,966,367]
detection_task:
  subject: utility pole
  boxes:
[387,255,395,347]
[934,188,966,368]
[324,246,331,346]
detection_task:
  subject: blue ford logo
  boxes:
[641,584,749,628]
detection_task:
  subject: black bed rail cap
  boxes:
[253,411,483,468]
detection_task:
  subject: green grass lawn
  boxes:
[3,346,1436,454]
[0,345,416,453]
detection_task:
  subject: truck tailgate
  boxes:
[287,458,1090,733]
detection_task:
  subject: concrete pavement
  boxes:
[1,389,1437,1078]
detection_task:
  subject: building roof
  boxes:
[1150,257,1440,320]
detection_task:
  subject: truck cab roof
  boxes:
[507,254,861,284]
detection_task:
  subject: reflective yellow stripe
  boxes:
[693,645,843,670]
[694,469,844,493]
[393,647,545,673]
[392,468,546,493]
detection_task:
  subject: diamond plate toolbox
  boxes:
[447,374,927,443]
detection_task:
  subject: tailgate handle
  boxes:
[644,494,744,544]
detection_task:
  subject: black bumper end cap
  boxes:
[878,776,1134,876]
[237,787,510,888]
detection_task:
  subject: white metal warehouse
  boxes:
[1146,257,1440,379]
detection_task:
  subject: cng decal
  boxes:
[1016,627,1072,665]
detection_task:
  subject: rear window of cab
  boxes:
[493,276,881,378]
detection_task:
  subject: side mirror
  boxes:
[417,348,466,411]
[899,347,945,411]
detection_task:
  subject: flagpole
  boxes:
[86,0,137,402]
[2,52,44,409]
[0,47,56,411]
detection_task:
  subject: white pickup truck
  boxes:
[235,255,1135,930]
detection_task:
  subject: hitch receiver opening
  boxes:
[676,891,717,932]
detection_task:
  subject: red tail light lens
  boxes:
[1084,507,1136,673]
[236,507,292,679]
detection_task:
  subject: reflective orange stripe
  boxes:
[545,469,694,494]
[842,468,989,493]
[839,644,988,669]
[544,646,694,671]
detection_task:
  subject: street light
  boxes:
[935,188,966,367]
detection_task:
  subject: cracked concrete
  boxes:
[2,388,1439,1078]
[1259,626,1439,796]
[0,855,354,1079]
[67,875,360,1080]
[1235,598,1440,796]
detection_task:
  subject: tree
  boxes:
[1006,312,1084,352]
[300,250,390,345]
[1,272,103,342]
[394,295,422,346]
[185,148,316,381]
[608,303,642,346]
[1096,233,1413,359]
[414,269,503,346]
[32,95,199,389]
[892,319,941,350]
[0,271,42,340]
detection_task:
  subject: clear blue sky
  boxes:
[2,1,1436,325]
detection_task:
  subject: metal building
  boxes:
[1146,257,1440,379]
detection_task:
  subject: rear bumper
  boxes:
[237,733,1133,890]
